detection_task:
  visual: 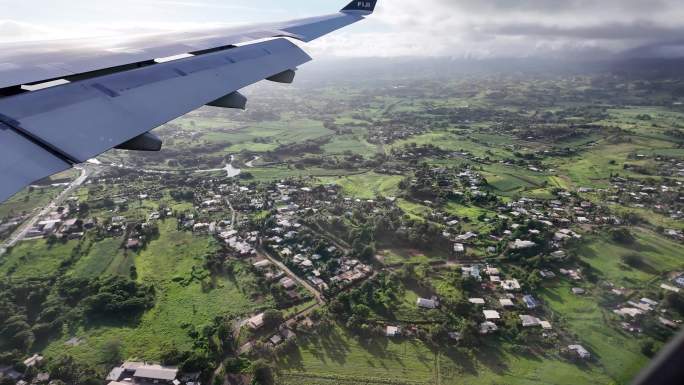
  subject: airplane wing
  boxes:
[0,0,378,202]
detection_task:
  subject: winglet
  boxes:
[341,0,377,15]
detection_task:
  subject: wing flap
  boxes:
[0,38,311,163]
[0,122,70,202]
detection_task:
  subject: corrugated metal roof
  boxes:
[134,367,178,381]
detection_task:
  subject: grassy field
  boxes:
[397,199,432,221]
[0,239,79,279]
[539,281,648,384]
[576,227,683,287]
[277,324,613,385]
[551,136,676,189]
[202,119,333,153]
[248,166,365,181]
[68,237,128,278]
[42,221,273,369]
[323,134,379,158]
[318,173,404,199]
[0,186,62,219]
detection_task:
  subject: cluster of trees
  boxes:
[74,277,156,321]
[329,272,403,333]
[0,275,156,355]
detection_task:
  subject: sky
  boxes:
[1,0,683,59]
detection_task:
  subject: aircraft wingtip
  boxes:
[341,0,377,15]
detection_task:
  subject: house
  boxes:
[23,354,44,367]
[568,345,591,360]
[247,313,265,330]
[281,328,296,340]
[640,298,658,308]
[520,315,541,327]
[522,295,539,309]
[614,308,643,318]
[502,279,521,291]
[511,239,536,250]
[238,342,254,355]
[461,265,482,281]
[550,250,567,259]
[253,260,271,270]
[280,277,296,290]
[34,372,50,383]
[660,284,680,293]
[106,362,178,384]
[572,287,586,295]
[269,334,283,345]
[453,243,465,256]
[539,270,556,279]
[659,317,678,329]
[125,238,140,250]
[479,321,498,334]
[675,275,684,288]
[386,325,401,337]
[417,298,438,309]
[106,367,124,381]
[133,365,178,384]
[499,298,514,307]
[483,310,500,320]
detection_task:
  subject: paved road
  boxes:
[257,246,325,304]
[224,197,237,230]
[0,166,89,255]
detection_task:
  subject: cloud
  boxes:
[307,0,684,58]
[0,20,50,42]
[1,0,683,59]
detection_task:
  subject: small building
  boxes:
[247,313,265,330]
[499,298,514,308]
[572,287,586,295]
[417,298,438,309]
[511,239,536,250]
[269,334,283,346]
[125,238,141,250]
[253,260,271,269]
[280,277,296,290]
[386,325,401,337]
[453,243,465,256]
[34,372,50,383]
[468,298,485,305]
[281,328,296,340]
[502,279,521,291]
[483,310,500,320]
[550,250,567,259]
[539,270,556,279]
[568,344,591,360]
[106,362,178,385]
[522,295,539,309]
[23,354,44,368]
[479,321,498,334]
[134,366,178,383]
[520,315,541,327]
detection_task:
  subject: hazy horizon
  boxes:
[1,0,683,60]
